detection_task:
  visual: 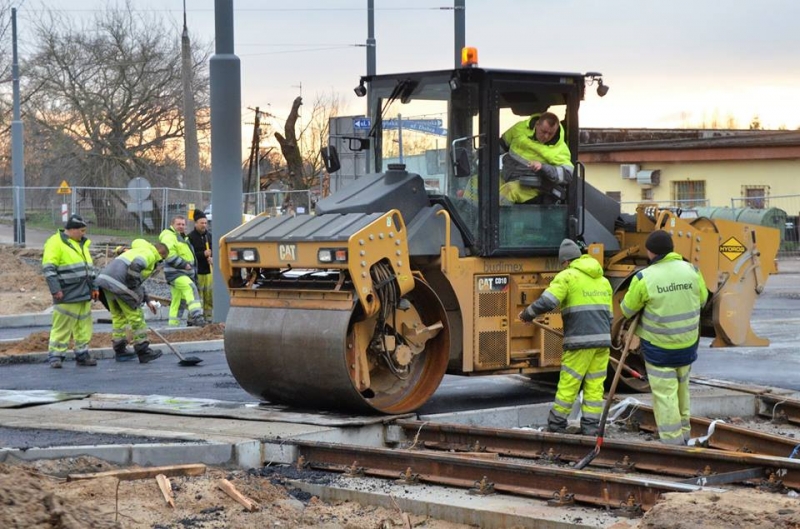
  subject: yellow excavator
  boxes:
[220,58,780,414]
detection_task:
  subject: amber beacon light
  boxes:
[461,47,478,67]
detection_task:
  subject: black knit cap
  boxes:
[193,209,207,222]
[645,230,674,255]
[64,214,87,230]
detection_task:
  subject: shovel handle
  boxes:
[149,326,186,361]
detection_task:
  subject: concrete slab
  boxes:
[291,476,634,529]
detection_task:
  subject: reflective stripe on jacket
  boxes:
[523,254,613,350]
[159,226,196,283]
[95,239,162,308]
[620,252,709,356]
[41,231,95,304]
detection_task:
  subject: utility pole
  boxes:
[11,8,25,247]
[243,107,262,215]
[182,0,202,198]
[210,0,242,323]
[366,0,376,174]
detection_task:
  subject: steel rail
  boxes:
[396,420,800,489]
[756,394,800,427]
[292,440,719,513]
[627,404,800,459]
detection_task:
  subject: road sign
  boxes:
[56,180,71,195]
[352,117,446,136]
[127,199,153,213]
[353,117,371,131]
[127,177,151,202]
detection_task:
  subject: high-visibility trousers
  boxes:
[105,291,147,346]
[551,347,610,422]
[48,301,92,361]
[499,180,540,205]
[197,272,213,321]
[168,275,203,326]
[645,362,692,445]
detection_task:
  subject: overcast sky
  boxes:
[17,0,800,135]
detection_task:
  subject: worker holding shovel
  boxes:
[95,240,169,363]
[620,230,708,445]
[519,239,613,435]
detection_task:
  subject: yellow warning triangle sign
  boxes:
[57,180,72,195]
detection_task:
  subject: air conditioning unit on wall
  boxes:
[620,164,639,179]
[636,169,661,187]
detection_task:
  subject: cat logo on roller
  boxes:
[719,237,746,261]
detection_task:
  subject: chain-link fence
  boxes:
[0,186,313,239]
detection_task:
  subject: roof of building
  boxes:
[578,129,800,162]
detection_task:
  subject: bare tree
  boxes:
[274,96,305,189]
[21,2,209,229]
[274,91,343,191]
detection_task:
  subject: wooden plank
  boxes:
[156,474,175,508]
[67,463,206,482]
[218,478,260,512]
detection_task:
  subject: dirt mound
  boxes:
[640,488,800,528]
[0,247,53,315]
[0,324,225,356]
[0,458,473,529]
[0,462,121,529]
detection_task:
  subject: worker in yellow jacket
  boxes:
[159,215,205,327]
[42,214,99,368]
[519,239,613,435]
[499,111,573,205]
[95,240,168,363]
[620,230,709,445]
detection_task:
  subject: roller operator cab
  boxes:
[220,63,780,414]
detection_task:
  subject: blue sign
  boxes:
[352,117,446,136]
[353,117,371,131]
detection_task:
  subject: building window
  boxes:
[742,185,769,209]
[641,188,654,201]
[671,180,706,208]
[606,191,621,202]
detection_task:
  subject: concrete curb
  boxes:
[0,339,224,365]
[0,439,263,468]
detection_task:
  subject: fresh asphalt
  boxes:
[2,255,799,411]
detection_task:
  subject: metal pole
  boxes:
[365,0,376,175]
[397,113,403,164]
[209,0,242,322]
[210,0,242,323]
[11,8,25,247]
[454,0,466,68]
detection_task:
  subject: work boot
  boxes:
[580,417,601,437]
[75,352,98,367]
[187,315,206,328]
[546,410,569,434]
[113,340,137,362]
[49,358,63,369]
[134,341,163,364]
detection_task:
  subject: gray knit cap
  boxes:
[558,239,582,263]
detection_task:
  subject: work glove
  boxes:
[518,306,536,323]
